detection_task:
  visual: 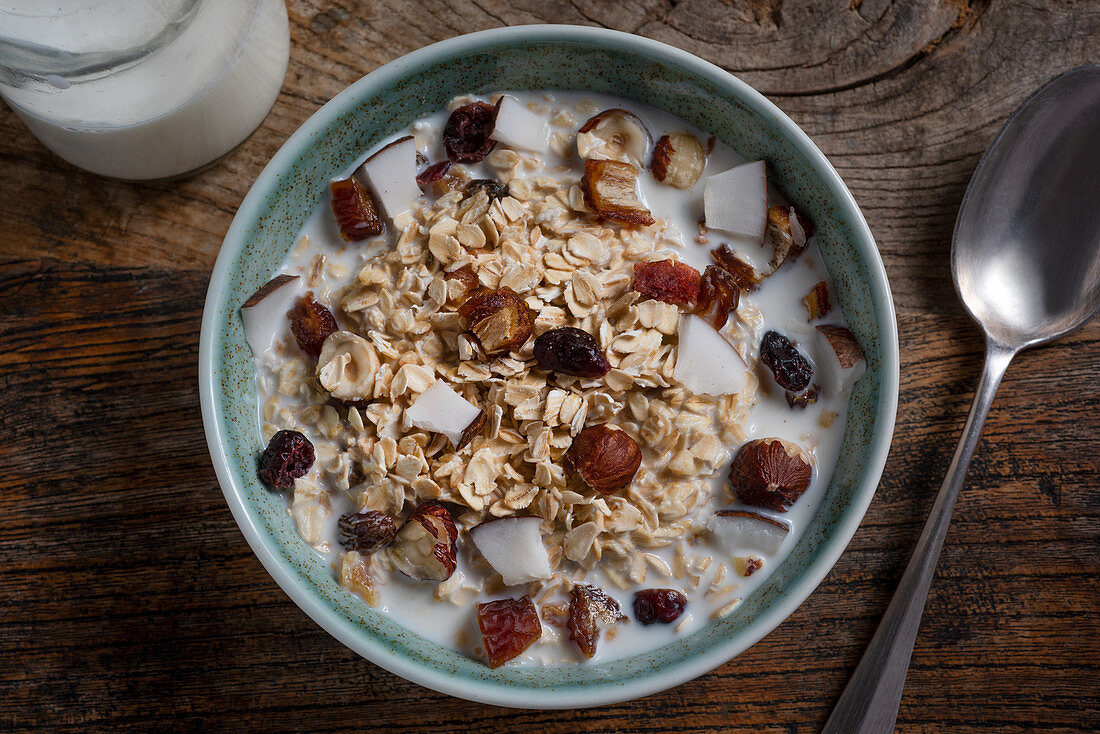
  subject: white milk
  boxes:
[1,0,288,180]
[253,91,856,665]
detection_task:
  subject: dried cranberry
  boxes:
[258,430,314,489]
[464,178,509,201]
[694,264,740,329]
[287,293,337,359]
[567,584,625,659]
[760,330,813,392]
[416,160,451,188]
[633,588,687,625]
[533,327,610,378]
[632,260,701,307]
[477,596,542,668]
[337,510,396,554]
[443,102,498,163]
[329,177,382,242]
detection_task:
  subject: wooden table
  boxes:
[2,2,1097,731]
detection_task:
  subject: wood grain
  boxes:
[1,1,1097,731]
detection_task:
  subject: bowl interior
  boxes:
[201,26,898,708]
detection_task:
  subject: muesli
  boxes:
[242,91,866,667]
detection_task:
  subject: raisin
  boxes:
[694,264,740,329]
[443,102,498,163]
[760,330,814,392]
[632,260,701,307]
[567,584,625,659]
[337,510,396,554]
[258,430,315,489]
[287,293,337,359]
[443,265,480,302]
[711,244,762,292]
[477,596,542,668]
[533,327,610,378]
[329,177,383,242]
[632,588,687,625]
[464,178,509,201]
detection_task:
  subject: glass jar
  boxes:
[0,0,289,180]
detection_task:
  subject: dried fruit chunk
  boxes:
[633,588,688,625]
[340,550,379,605]
[477,596,542,668]
[694,265,740,329]
[632,260,701,307]
[287,293,338,359]
[651,133,706,189]
[533,326,611,378]
[329,177,383,242]
[760,330,814,392]
[389,501,458,582]
[458,287,535,355]
[563,424,642,494]
[258,430,315,489]
[576,108,652,167]
[711,244,762,292]
[416,160,467,197]
[337,510,396,554]
[765,205,812,271]
[444,101,498,163]
[567,584,626,659]
[463,178,509,202]
[729,439,812,512]
[580,159,654,226]
[802,281,832,321]
[785,386,819,409]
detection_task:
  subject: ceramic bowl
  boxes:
[199,24,899,708]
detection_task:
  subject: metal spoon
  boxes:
[823,65,1100,733]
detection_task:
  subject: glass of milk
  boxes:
[0,0,289,180]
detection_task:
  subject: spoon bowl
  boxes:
[825,65,1100,733]
[953,65,1100,349]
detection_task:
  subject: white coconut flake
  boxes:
[405,379,480,447]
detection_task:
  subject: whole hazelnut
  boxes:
[562,424,642,494]
[728,438,812,512]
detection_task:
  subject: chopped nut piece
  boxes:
[389,501,458,582]
[576,108,652,167]
[580,159,654,226]
[651,133,706,189]
[802,281,832,321]
[765,205,812,271]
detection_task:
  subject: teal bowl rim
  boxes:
[199,25,899,708]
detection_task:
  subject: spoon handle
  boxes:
[822,341,1016,734]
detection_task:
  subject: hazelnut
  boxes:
[728,438,812,512]
[576,108,652,167]
[562,424,642,494]
[458,287,534,355]
[388,501,458,582]
[651,132,706,189]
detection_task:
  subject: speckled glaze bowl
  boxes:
[199,25,899,708]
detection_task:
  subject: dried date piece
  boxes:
[337,511,396,554]
[464,178,509,202]
[694,264,740,329]
[801,280,832,321]
[458,287,534,355]
[477,596,543,668]
[533,326,610,378]
[258,430,315,489]
[760,330,814,392]
[580,158,654,226]
[287,293,338,359]
[443,101,498,163]
[711,244,762,292]
[765,205,812,271]
[633,588,688,625]
[329,177,383,242]
[567,584,626,658]
[632,260,701,307]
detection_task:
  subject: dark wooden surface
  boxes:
[2,2,1098,731]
